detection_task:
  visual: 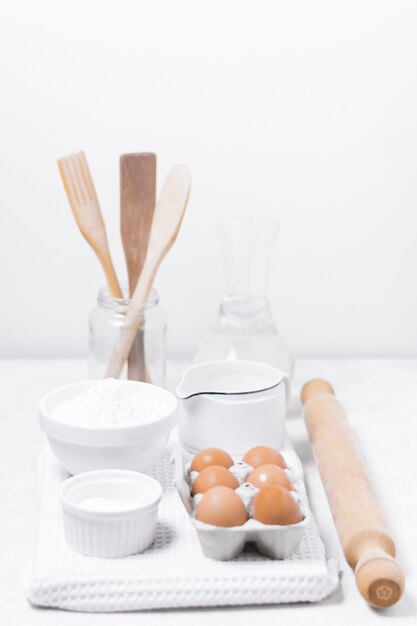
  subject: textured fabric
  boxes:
[24,445,339,612]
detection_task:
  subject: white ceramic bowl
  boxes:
[39,380,177,475]
[60,469,162,557]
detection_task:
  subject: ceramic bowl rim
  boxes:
[60,469,162,520]
[39,380,177,447]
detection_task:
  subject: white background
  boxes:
[0,0,416,359]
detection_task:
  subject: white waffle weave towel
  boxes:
[24,445,339,612]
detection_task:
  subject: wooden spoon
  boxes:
[120,153,156,381]
[58,151,123,299]
[106,164,191,379]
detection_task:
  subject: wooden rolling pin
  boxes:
[301,379,404,608]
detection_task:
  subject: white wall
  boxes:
[0,0,416,359]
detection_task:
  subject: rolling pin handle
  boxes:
[355,549,404,608]
[300,378,335,405]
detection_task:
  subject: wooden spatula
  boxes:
[58,151,123,299]
[120,153,156,381]
[106,164,191,379]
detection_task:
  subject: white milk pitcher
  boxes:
[176,360,290,455]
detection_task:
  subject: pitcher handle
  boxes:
[281,371,291,406]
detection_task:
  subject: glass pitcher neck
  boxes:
[216,215,279,298]
[215,294,277,332]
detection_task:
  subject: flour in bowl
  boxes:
[52,379,162,427]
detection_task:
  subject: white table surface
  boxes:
[1,359,416,623]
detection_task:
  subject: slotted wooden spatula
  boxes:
[58,151,123,299]
[106,164,191,379]
[120,153,156,381]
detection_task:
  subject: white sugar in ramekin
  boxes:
[60,469,162,558]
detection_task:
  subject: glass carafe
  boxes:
[194,216,294,377]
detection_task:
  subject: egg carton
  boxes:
[173,444,310,561]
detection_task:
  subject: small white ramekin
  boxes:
[60,470,162,558]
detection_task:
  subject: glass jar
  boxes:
[88,286,166,387]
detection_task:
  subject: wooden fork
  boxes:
[58,151,123,299]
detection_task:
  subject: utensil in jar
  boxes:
[58,151,123,299]
[120,153,157,381]
[106,164,191,379]
[301,379,405,608]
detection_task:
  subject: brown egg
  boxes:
[242,445,287,469]
[247,464,292,491]
[252,485,303,525]
[196,486,248,527]
[190,447,233,472]
[192,465,239,495]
